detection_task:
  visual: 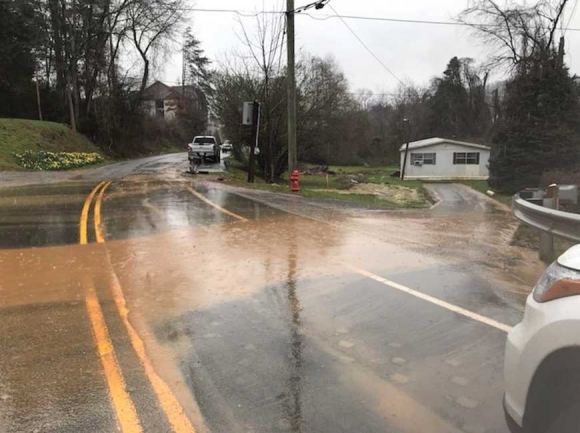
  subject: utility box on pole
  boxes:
[247,101,261,183]
[242,100,260,183]
[242,102,254,126]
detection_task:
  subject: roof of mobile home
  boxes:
[399,137,491,152]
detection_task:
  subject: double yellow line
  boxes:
[80,182,196,433]
[80,181,110,245]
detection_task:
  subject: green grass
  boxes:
[0,118,102,170]
[365,173,423,189]
[298,174,345,190]
[155,145,186,155]
[329,165,426,191]
[299,190,396,208]
[458,180,513,207]
[329,165,399,174]
[298,189,428,208]
[223,161,430,208]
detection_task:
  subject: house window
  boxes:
[411,153,436,165]
[453,152,480,165]
[155,99,164,118]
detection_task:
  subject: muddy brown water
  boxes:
[0,162,547,433]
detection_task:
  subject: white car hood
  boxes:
[557,244,580,271]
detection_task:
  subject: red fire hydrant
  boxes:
[290,169,300,192]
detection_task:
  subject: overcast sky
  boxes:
[155,0,580,94]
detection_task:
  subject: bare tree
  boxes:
[234,8,287,180]
[104,0,136,92]
[297,55,360,164]
[125,0,184,93]
[458,0,570,67]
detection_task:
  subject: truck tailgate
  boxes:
[188,145,214,154]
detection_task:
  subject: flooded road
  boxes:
[0,155,545,433]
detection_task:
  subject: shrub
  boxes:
[13,150,104,170]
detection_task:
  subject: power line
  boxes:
[177,2,332,16]
[300,12,465,26]
[328,4,405,87]
[179,8,280,18]
[180,8,580,32]
[348,92,397,96]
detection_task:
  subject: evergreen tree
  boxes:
[429,57,470,138]
[183,27,212,97]
[490,48,580,193]
[0,0,41,118]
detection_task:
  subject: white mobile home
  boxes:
[399,137,490,180]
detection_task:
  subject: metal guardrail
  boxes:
[512,188,580,261]
[512,193,580,242]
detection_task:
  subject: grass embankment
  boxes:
[458,179,512,207]
[224,161,431,208]
[0,118,104,170]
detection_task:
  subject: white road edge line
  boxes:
[349,266,513,333]
[185,186,248,222]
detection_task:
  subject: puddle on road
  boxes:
[103,212,449,320]
[0,182,98,249]
[0,180,540,316]
[0,243,109,308]
[342,206,544,304]
[0,178,546,433]
[106,213,514,433]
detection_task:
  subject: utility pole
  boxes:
[286,0,297,173]
[67,80,76,132]
[400,118,410,181]
[558,36,565,67]
[34,69,42,121]
[182,35,186,97]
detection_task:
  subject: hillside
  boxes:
[0,119,101,169]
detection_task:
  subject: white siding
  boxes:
[163,99,178,121]
[400,142,490,180]
[143,100,156,117]
[143,98,178,121]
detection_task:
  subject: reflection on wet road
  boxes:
[0,159,545,433]
[0,183,93,248]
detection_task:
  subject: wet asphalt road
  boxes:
[0,154,545,433]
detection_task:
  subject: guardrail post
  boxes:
[539,229,554,262]
[539,185,558,262]
[512,186,580,257]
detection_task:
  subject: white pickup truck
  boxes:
[188,136,220,163]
